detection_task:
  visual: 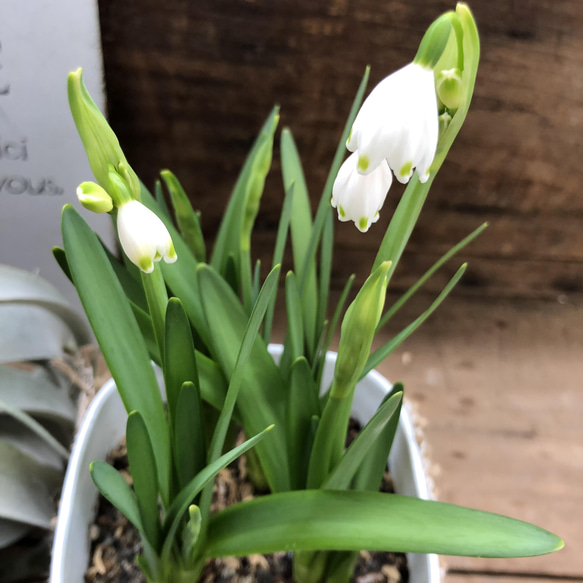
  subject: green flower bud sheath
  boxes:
[414,12,455,69]
[68,68,140,199]
[306,262,391,490]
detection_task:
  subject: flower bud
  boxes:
[67,68,140,198]
[439,110,453,135]
[332,261,391,398]
[76,181,113,213]
[436,68,463,110]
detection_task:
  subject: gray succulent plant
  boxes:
[0,265,89,581]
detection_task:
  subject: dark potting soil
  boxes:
[85,423,408,583]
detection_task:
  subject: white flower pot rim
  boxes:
[51,346,440,583]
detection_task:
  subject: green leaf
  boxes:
[174,382,206,490]
[101,241,148,312]
[195,351,228,412]
[52,246,71,281]
[317,209,334,343]
[363,264,466,377]
[284,271,304,362]
[206,490,564,558]
[252,259,262,306]
[126,411,161,551]
[286,357,321,490]
[352,383,404,492]
[323,391,402,490]
[281,128,317,358]
[61,205,170,504]
[204,263,281,479]
[90,460,143,532]
[211,107,279,275]
[263,181,294,344]
[377,222,487,330]
[315,274,355,387]
[161,425,274,562]
[130,300,160,365]
[161,170,206,262]
[154,179,172,220]
[164,298,199,432]
[196,263,289,492]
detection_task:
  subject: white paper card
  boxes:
[0,0,114,309]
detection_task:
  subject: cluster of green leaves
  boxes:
[57,4,562,583]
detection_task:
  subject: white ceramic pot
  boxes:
[51,348,440,583]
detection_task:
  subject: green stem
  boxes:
[141,263,169,365]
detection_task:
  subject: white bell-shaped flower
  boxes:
[116,200,177,273]
[346,63,438,184]
[332,152,392,233]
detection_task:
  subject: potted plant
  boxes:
[51,4,562,582]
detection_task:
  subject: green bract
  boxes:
[58,4,563,583]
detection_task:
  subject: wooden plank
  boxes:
[372,296,583,577]
[250,231,583,299]
[96,0,583,299]
[96,0,583,213]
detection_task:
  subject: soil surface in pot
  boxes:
[85,422,408,583]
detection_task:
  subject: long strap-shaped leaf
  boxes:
[205,264,281,468]
[377,222,487,331]
[362,264,466,378]
[205,490,563,558]
[281,129,317,358]
[160,426,273,562]
[61,205,171,504]
[197,264,290,492]
[211,107,279,275]
[323,391,402,490]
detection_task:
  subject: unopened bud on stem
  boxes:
[76,182,113,213]
[332,261,391,398]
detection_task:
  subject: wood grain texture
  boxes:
[97,0,583,299]
[373,295,583,578]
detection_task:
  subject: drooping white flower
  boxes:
[116,200,177,273]
[346,63,438,184]
[331,152,392,233]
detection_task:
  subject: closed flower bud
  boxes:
[436,68,463,110]
[67,68,140,199]
[116,200,177,273]
[331,152,392,232]
[333,261,391,398]
[76,181,113,213]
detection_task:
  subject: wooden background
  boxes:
[97,0,583,301]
